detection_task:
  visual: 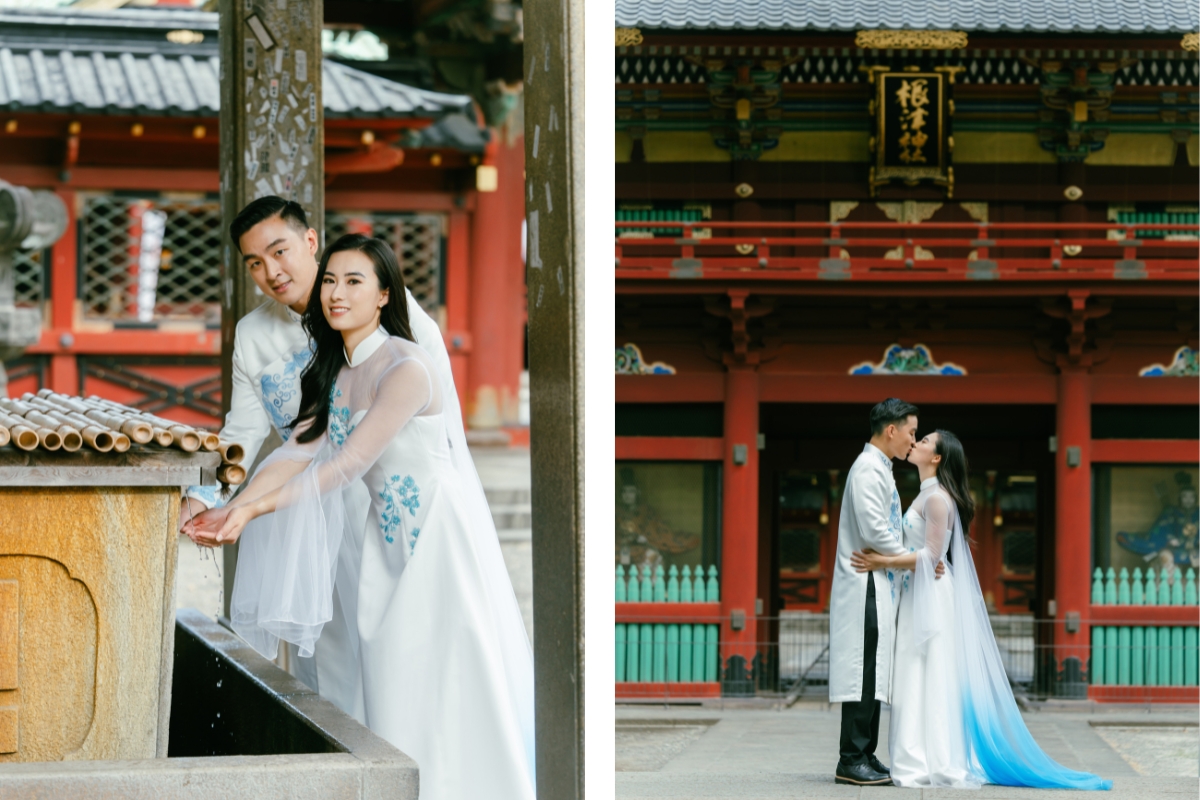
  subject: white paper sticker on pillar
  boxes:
[303,184,312,204]
[549,104,559,132]
[274,48,283,75]
[269,79,278,99]
[136,209,167,323]
[244,40,256,70]
[527,210,543,269]
[280,71,290,97]
[532,124,540,159]
[246,15,276,51]
[294,113,307,132]
[308,93,317,123]
[295,50,306,82]
[545,182,553,213]
[287,92,298,108]
[254,178,272,199]
[245,76,254,95]
[272,174,283,194]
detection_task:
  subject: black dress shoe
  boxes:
[867,754,891,776]
[835,760,893,786]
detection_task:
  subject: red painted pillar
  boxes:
[721,366,759,689]
[49,189,77,394]
[466,135,526,429]
[444,208,471,419]
[1055,367,1092,691]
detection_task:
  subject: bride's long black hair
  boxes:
[290,234,415,444]
[933,429,975,535]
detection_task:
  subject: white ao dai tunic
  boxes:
[231,328,534,800]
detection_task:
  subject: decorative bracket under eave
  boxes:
[1035,291,1114,369]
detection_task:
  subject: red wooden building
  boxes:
[613,5,1199,700]
[0,6,528,439]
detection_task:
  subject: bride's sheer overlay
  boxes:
[906,483,1111,790]
[231,342,437,657]
[229,333,536,792]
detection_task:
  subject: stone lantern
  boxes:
[0,181,67,392]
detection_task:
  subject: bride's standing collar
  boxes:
[344,326,389,367]
[920,476,939,491]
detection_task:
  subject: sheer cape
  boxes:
[229,331,536,792]
[908,488,1111,790]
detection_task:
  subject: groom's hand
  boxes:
[935,560,945,579]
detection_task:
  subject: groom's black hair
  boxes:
[229,196,310,252]
[869,398,919,437]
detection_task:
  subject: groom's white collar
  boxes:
[864,442,894,471]
[344,326,389,367]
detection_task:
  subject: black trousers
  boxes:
[838,572,881,766]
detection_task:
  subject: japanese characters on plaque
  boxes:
[868,69,956,197]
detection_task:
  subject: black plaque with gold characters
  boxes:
[867,67,960,196]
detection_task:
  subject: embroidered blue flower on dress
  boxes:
[260,344,314,440]
[379,474,420,545]
[410,527,420,555]
[329,385,353,446]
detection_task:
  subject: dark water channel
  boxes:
[167,611,342,757]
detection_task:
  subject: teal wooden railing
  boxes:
[615,207,706,238]
[616,564,721,684]
[1114,209,1200,240]
[1090,567,1199,687]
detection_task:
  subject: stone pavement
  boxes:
[616,702,1199,799]
[174,445,535,641]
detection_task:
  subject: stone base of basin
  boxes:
[0,610,419,798]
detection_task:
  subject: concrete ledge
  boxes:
[0,609,419,799]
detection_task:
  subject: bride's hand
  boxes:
[850,548,890,572]
[214,505,253,546]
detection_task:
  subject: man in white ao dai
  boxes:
[829,398,921,787]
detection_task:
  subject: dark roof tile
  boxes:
[0,7,472,120]
[614,0,1198,32]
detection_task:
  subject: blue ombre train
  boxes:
[946,511,1112,791]
[963,692,1112,790]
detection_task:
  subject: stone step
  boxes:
[490,505,532,530]
[485,488,531,505]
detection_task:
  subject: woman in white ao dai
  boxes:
[888,477,976,788]
[192,235,535,800]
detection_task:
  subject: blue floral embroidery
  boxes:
[328,386,354,446]
[379,474,420,545]
[186,484,224,510]
[260,343,314,440]
[410,527,420,555]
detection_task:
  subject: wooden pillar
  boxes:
[721,366,759,692]
[445,207,471,419]
[467,135,526,429]
[218,0,324,617]
[1054,367,1092,694]
[49,189,77,394]
[524,0,583,793]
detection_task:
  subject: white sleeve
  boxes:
[912,492,951,648]
[230,356,434,660]
[851,466,905,554]
[184,335,273,508]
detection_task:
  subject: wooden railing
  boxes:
[615,221,1199,282]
